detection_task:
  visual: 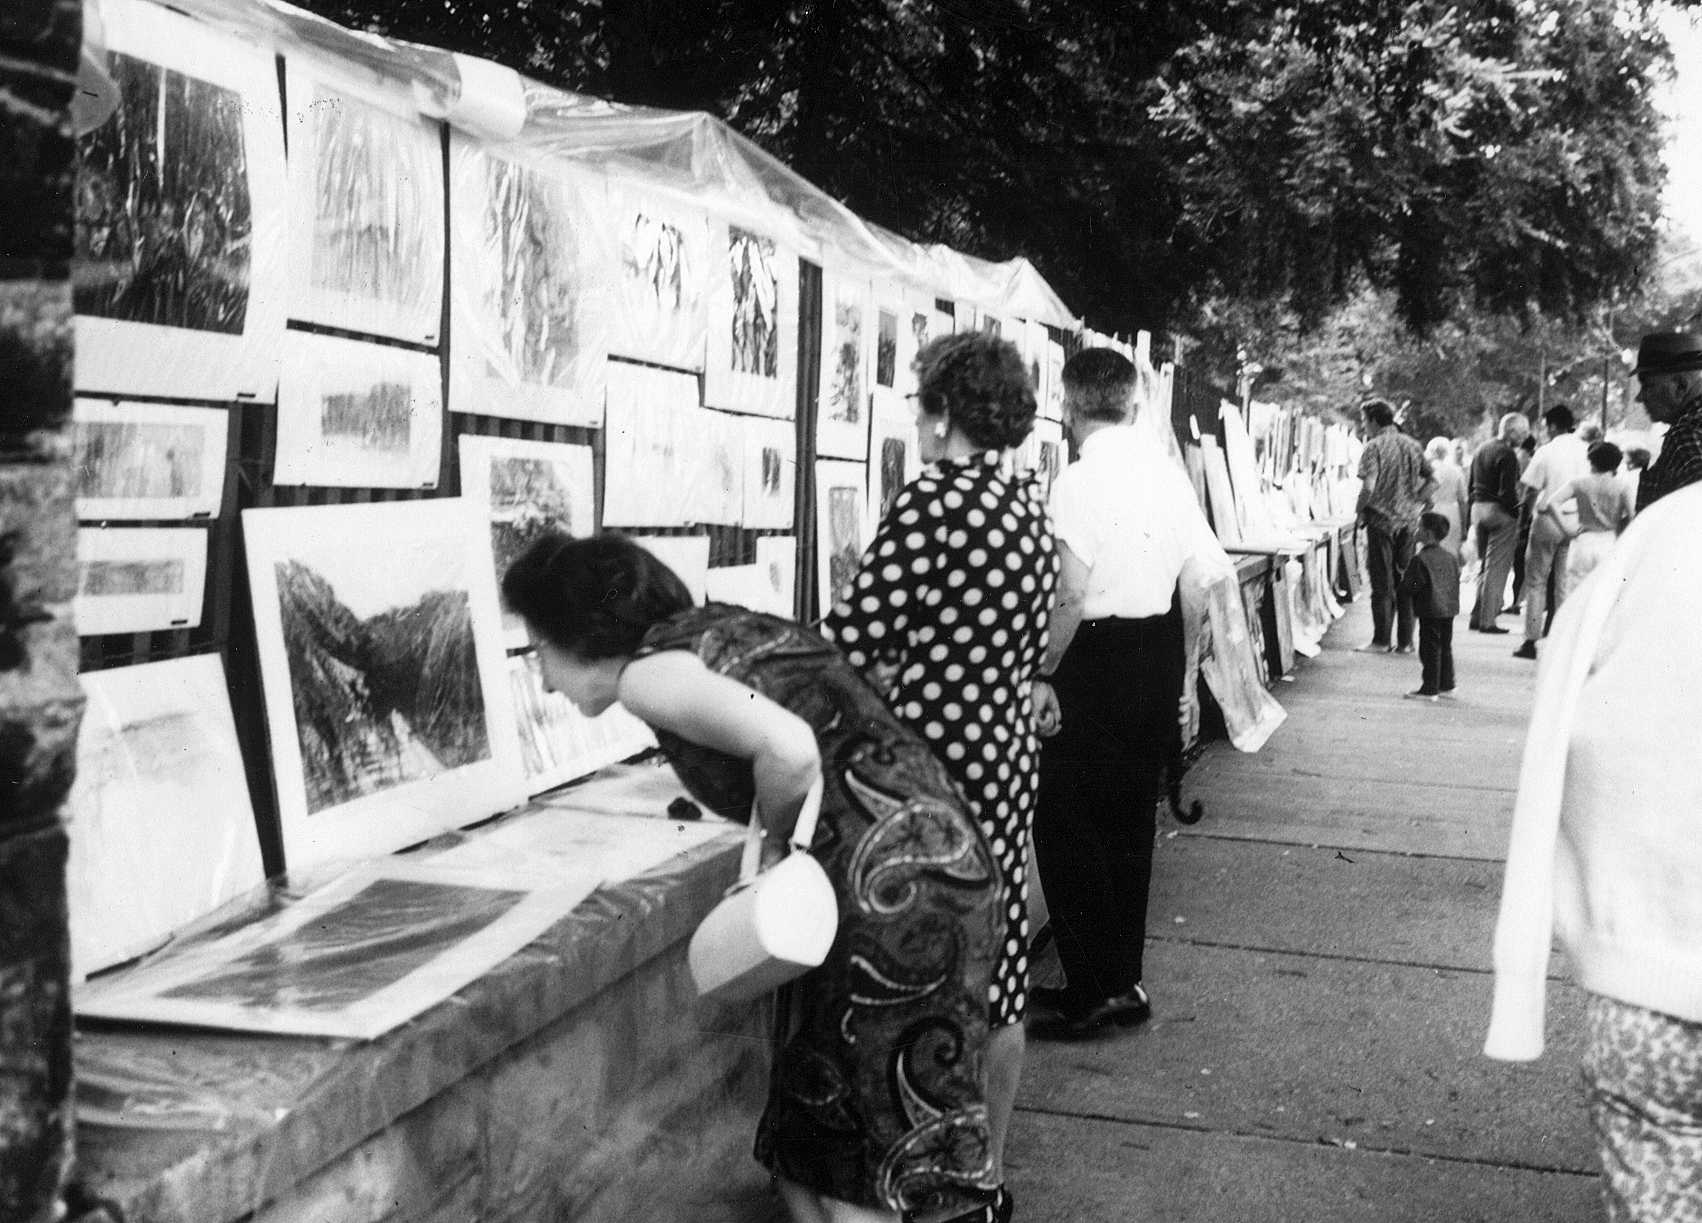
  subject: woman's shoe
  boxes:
[906,1185,1013,1223]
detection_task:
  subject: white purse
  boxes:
[688,775,838,1005]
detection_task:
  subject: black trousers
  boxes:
[1364,518,1416,648]
[1418,617,1454,693]
[1033,605,1184,1006]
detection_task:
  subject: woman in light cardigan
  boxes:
[1485,483,1702,1222]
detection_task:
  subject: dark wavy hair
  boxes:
[913,332,1036,450]
[1360,398,1396,429]
[501,531,693,660]
[1587,440,1623,473]
[1544,404,1575,433]
[1060,348,1136,423]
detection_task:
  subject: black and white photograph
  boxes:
[814,459,867,614]
[66,655,264,982]
[73,0,286,402]
[286,65,446,345]
[816,269,871,460]
[74,861,586,1040]
[704,218,797,418]
[275,331,443,489]
[70,400,228,521]
[506,651,657,796]
[607,185,709,371]
[458,434,595,647]
[73,527,208,636]
[741,416,795,530]
[450,137,609,426]
[243,499,525,869]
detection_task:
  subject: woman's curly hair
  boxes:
[502,531,693,659]
[914,332,1036,451]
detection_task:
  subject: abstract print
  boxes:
[729,225,780,378]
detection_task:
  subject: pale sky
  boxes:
[1659,5,1702,240]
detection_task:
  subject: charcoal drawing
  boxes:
[729,225,780,377]
[877,309,898,388]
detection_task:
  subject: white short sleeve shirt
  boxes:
[1047,425,1222,620]
[1522,433,1591,529]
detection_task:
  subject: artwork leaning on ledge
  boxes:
[243,499,526,869]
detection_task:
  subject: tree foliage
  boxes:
[293,0,1670,342]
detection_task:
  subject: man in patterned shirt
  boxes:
[1632,331,1702,513]
[1354,399,1435,653]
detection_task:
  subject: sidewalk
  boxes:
[1005,594,1601,1221]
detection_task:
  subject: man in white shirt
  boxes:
[1029,348,1220,1040]
[1514,404,1590,660]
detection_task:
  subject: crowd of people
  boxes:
[500,327,1702,1223]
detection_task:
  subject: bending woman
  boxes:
[503,532,1003,1223]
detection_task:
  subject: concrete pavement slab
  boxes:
[1017,940,1595,1172]
[1006,1110,1601,1223]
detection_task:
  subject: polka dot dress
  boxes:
[824,450,1058,1026]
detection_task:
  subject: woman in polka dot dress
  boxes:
[825,332,1057,1223]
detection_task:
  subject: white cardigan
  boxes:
[1485,483,1702,1060]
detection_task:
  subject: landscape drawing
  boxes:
[508,651,656,795]
[74,527,207,636]
[288,68,445,343]
[728,226,780,378]
[244,500,524,868]
[67,655,263,981]
[72,0,285,402]
[458,435,594,647]
[450,138,608,426]
[609,190,708,370]
[71,401,227,520]
[74,861,582,1038]
[815,461,867,613]
[275,331,442,489]
[741,417,795,530]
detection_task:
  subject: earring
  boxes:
[934,421,948,439]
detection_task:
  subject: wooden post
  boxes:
[0,2,83,1220]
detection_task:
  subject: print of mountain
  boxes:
[277,561,490,813]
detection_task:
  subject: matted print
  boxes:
[275,331,442,489]
[601,362,704,528]
[430,804,732,889]
[457,435,595,648]
[74,860,588,1040]
[742,416,796,530]
[74,527,207,636]
[815,459,869,615]
[243,499,525,870]
[897,289,937,400]
[695,410,745,526]
[449,135,609,426]
[704,219,798,418]
[607,184,709,371]
[506,651,657,797]
[74,0,287,402]
[71,400,227,521]
[285,65,445,345]
[756,534,798,620]
[817,269,871,460]
[870,395,919,524]
[67,655,263,981]
[631,535,711,604]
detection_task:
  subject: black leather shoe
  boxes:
[1473,624,1510,634]
[1029,985,1151,1040]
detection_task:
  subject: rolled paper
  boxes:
[445,52,526,142]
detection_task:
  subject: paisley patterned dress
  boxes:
[632,604,1002,1215]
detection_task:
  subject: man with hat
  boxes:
[1632,331,1702,513]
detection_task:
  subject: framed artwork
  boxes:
[74,861,589,1040]
[457,434,595,648]
[67,655,264,981]
[74,527,207,636]
[70,400,227,521]
[816,268,872,461]
[74,0,287,402]
[242,499,526,870]
[600,362,705,528]
[897,288,938,400]
[1042,337,1066,423]
[869,394,920,525]
[755,535,798,619]
[274,331,443,489]
[506,652,657,797]
[741,416,796,530]
[285,64,445,345]
[606,183,710,371]
[449,136,609,426]
[630,534,711,604]
[704,219,798,418]
[814,460,869,616]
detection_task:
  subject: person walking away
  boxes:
[1513,405,1589,660]
[1540,441,1632,600]
[1622,447,1650,510]
[1027,348,1221,1040]
[1397,512,1461,701]
[1425,437,1469,558]
[1485,483,1702,1223]
[824,331,1057,1223]
[1468,413,1530,633]
[1510,432,1537,613]
[1631,331,1702,513]
[1354,399,1435,654]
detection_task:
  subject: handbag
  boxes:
[688,775,837,1005]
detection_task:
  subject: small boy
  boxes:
[1397,511,1462,700]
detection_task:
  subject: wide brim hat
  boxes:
[1632,332,1702,376]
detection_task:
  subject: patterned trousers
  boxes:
[1583,993,1702,1222]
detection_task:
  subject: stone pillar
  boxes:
[0,1,84,1220]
